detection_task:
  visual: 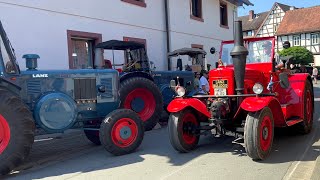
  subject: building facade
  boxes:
[276,6,320,66]
[254,3,293,38]
[0,0,251,71]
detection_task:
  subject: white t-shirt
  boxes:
[313,68,318,76]
[199,76,209,94]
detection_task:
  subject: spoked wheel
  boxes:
[84,120,101,145]
[168,109,200,153]
[99,109,144,156]
[244,107,274,160]
[0,89,35,175]
[120,77,163,131]
[295,80,313,134]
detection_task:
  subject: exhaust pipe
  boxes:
[230,20,248,95]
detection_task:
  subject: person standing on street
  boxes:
[199,70,209,94]
[312,65,318,84]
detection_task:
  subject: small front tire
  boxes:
[244,107,274,160]
[99,109,144,156]
[168,109,200,153]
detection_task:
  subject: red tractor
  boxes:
[167,21,314,160]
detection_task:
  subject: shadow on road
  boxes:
[4,86,320,179]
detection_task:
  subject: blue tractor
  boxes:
[95,40,199,110]
[0,21,145,175]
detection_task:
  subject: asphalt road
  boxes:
[4,85,320,180]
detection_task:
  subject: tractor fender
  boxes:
[120,71,154,83]
[167,98,211,118]
[288,73,314,112]
[240,97,286,127]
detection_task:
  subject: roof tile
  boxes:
[276,6,320,35]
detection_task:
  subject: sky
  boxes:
[238,0,320,16]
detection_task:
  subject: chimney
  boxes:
[289,6,296,10]
[249,10,254,20]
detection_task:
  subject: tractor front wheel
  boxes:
[168,109,200,153]
[0,89,35,175]
[99,109,144,156]
[244,107,274,160]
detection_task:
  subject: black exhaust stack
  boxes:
[230,20,248,95]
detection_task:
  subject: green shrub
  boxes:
[279,46,313,65]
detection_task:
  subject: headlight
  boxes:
[253,83,263,94]
[175,86,186,97]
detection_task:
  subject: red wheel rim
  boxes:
[111,118,138,148]
[124,88,156,122]
[0,114,10,154]
[306,90,312,123]
[181,113,198,145]
[260,116,272,152]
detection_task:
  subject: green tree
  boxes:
[279,46,313,65]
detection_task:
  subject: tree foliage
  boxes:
[279,46,313,65]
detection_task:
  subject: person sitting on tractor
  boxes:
[194,72,200,91]
[260,41,272,62]
[198,70,209,94]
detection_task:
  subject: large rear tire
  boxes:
[99,109,144,156]
[244,107,274,160]
[0,89,35,175]
[120,77,163,131]
[295,80,313,134]
[168,109,200,153]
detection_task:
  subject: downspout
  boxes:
[164,0,171,70]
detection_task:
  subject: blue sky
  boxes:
[238,0,320,16]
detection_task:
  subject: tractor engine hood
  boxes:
[209,66,269,95]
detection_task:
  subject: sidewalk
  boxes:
[311,82,320,180]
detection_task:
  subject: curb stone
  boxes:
[311,156,320,180]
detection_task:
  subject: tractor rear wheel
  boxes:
[0,88,35,175]
[99,109,144,156]
[295,80,313,134]
[168,109,200,153]
[120,77,163,131]
[244,107,274,160]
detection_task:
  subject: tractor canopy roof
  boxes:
[95,40,145,50]
[168,48,207,58]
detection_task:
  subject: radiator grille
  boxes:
[27,80,41,96]
[74,78,96,100]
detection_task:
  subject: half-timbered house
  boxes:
[276,6,320,66]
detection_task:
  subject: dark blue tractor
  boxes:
[0,21,145,175]
[95,40,201,111]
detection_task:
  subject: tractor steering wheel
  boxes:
[124,60,138,70]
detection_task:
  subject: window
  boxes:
[311,34,319,45]
[247,31,252,36]
[121,0,146,7]
[191,44,204,68]
[274,24,279,32]
[293,35,301,46]
[123,37,148,70]
[67,30,102,69]
[190,0,203,22]
[220,1,228,28]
